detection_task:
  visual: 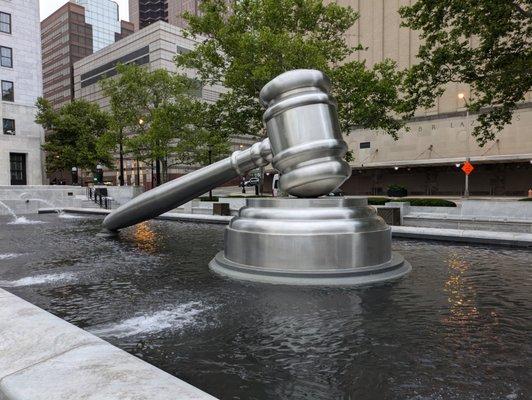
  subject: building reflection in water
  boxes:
[132,222,158,254]
[441,252,505,360]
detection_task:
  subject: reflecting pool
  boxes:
[0,214,530,399]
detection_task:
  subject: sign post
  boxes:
[461,158,474,197]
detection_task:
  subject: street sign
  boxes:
[461,160,474,175]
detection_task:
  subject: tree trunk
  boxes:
[155,158,162,186]
[118,133,124,186]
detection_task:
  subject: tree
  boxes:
[100,67,141,186]
[100,64,223,186]
[400,1,532,146]
[177,0,413,141]
[36,98,112,178]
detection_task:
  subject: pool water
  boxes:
[1,214,531,399]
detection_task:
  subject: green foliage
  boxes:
[387,184,408,198]
[177,0,413,138]
[36,98,112,174]
[518,197,532,201]
[400,1,532,146]
[199,196,220,202]
[401,198,457,207]
[100,64,230,184]
[367,197,392,206]
[368,197,457,207]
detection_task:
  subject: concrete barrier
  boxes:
[0,289,217,400]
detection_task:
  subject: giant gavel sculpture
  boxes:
[103,70,411,286]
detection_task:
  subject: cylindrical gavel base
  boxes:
[209,198,411,286]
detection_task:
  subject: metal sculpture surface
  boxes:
[103,70,411,285]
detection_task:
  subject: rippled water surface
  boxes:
[1,214,530,400]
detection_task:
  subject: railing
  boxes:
[86,187,114,210]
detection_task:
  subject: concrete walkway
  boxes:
[39,208,532,247]
[391,226,532,247]
[0,289,217,400]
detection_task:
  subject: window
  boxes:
[10,153,26,185]
[0,12,11,34]
[0,46,12,68]
[3,118,15,134]
[1,80,13,101]
[360,142,371,149]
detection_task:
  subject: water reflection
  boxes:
[132,222,158,254]
[443,252,479,327]
[1,216,530,400]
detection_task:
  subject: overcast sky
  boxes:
[40,0,130,21]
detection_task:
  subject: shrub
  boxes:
[367,197,456,207]
[518,197,532,201]
[399,198,456,207]
[226,195,269,198]
[199,196,219,202]
[387,184,408,197]
[367,197,392,205]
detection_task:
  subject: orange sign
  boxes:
[461,161,474,175]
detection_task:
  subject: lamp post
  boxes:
[207,144,213,201]
[136,118,145,187]
[458,92,470,198]
[71,167,78,185]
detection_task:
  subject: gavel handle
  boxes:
[102,139,271,232]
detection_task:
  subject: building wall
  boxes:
[323,0,532,196]
[72,21,232,185]
[74,0,122,52]
[129,1,229,31]
[129,0,168,31]
[0,0,44,186]
[41,2,93,110]
[73,21,225,108]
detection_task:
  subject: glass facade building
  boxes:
[74,0,121,51]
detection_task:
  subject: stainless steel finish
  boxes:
[260,69,351,197]
[209,197,411,286]
[103,69,351,231]
[102,69,410,287]
[103,139,272,231]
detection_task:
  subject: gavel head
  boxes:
[260,69,352,198]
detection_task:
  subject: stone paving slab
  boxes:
[0,290,100,378]
[0,289,217,400]
[392,226,532,247]
[1,343,216,400]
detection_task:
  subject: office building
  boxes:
[41,0,133,110]
[324,0,532,196]
[130,0,225,30]
[0,0,44,185]
[73,21,245,187]
[74,0,128,51]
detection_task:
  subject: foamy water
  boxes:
[90,301,206,338]
[7,216,45,225]
[0,253,22,260]
[58,214,84,219]
[0,272,75,287]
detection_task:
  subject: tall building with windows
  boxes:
[0,0,44,185]
[74,0,124,51]
[130,0,219,30]
[72,21,250,188]
[41,0,133,110]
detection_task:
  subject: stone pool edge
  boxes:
[39,207,532,247]
[0,289,218,400]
